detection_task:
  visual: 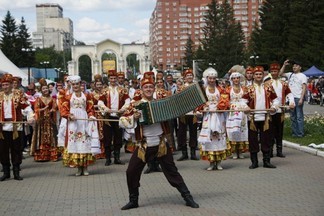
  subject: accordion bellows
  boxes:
[136,83,207,125]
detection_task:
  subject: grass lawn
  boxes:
[283,113,324,148]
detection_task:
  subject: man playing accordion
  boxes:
[118,76,199,210]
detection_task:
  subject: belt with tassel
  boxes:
[137,136,167,163]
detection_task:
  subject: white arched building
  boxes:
[68,39,150,78]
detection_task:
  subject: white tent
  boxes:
[0,49,30,86]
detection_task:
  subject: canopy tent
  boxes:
[303,66,324,77]
[0,49,30,86]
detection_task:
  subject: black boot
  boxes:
[13,166,23,180]
[153,159,162,172]
[121,188,139,210]
[276,143,286,158]
[249,153,259,169]
[177,148,188,161]
[270,145,274,158]
[263,153,276,168]
[0,165,10,181]
[114,150,124,165]
[176,183,199,208]
[144,162,153,174]
[190,147,199,160]
[105,149,112,166]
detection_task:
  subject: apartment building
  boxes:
[32,3,73,51]
[149,0,263,70]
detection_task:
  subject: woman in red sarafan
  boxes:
[30,78,59,162]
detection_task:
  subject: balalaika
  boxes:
[136,82,207,125]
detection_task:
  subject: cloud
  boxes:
[134,18,150,28]
[0,0,155,11]
[0,0,155,44]
[75,17,148,44]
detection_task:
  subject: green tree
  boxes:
[183,35,194,69]
[79,55,92,82]
[16,17,34,67]
[0,11,19,64]
[304,0,324,68]
[35,46,71,73]
[249,0,324,69]
[200,0,245,77]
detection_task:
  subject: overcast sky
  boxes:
[0,0,156,44]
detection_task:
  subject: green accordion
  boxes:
[136,83,207,125]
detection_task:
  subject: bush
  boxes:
[283,112,324,146]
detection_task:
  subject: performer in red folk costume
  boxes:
[242,66,279,169]
[59,75,100,176]
[197,67,231,171]
[30,78,59,162]
[97,70,130,166]
[119,77,199,210]
[226,70,249,159]
[0,74,35,181]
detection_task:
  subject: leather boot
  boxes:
[105,148,112,166]
[206,162,215,171]
[263,153,276,168]
[83,167,89,176]
[121,188,139,210]
[76,167,83,176]
[216,161,223,170]
[153,159,162,172]
[13,166,23,180]
[276,142,285,158]
[190,147,199,160]
[114,149,124,165]
[249,153,259,169]
[176,183,199,208]
[144,162,153,174]
[177,148,188,161]
[0,165,10,181]
[270,140,274,158]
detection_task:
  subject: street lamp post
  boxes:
[249,54,259,66]
[21,48,35,85]
[54,68,61,82]
[40,61,50,79]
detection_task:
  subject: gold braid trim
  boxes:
[193,115,197,124]
[0,125,4,139]
[13,123,18,140]
[157,137,167,157]
[249,114,257,131]
[137,141,147,162]
[281,112,285,123]
[263,113,270,131]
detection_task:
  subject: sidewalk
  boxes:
[0,145,323,216]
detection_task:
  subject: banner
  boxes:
[102,60,115,73]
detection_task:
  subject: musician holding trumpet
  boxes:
[119,77,199,210]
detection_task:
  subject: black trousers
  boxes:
[126,145,185,194]
[103,117,123,151]
[248,121,271,154]
[0,131,23,167]
[177,116,197,149]
[270,113,284,147]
